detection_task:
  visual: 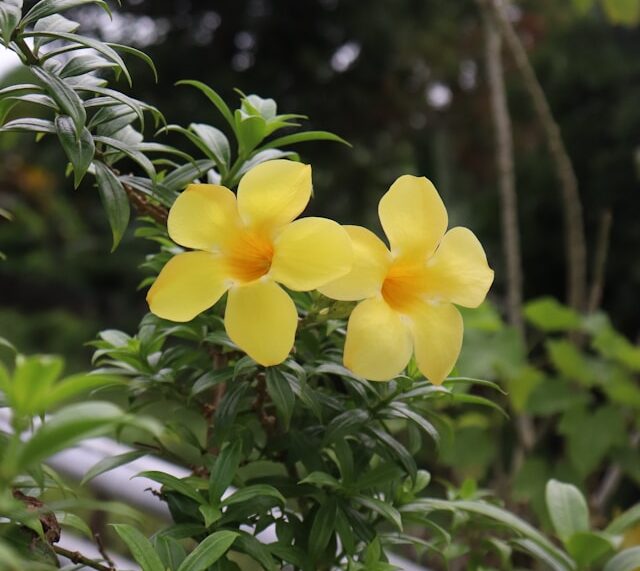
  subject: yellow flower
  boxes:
[320,175,494,384]
[147,160,353,366]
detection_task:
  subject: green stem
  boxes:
[13,34,39,66]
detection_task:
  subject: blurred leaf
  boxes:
[177,531,237,571]
[56,512,92,539]
[545,480,589,542]
[21,0,110,27]
[81,450,146,485]
[603,547,640,571]
[0,117,56,133]
[354,496,402,530]
[309,497,337,560]
[112,524,164,571]
[546,340,594,384]
[137,471,204,504]
[566,531,615,567]
[524,297,581,332]
[94,161,130,251]
[108,43,158,82]
[606,503,640,535]
[232,533,277,571]
[15,401,124,471]
[55,115,94,187]
[34,14,79,50]
[261,130,350,150]
[602,0,640,25]
[572,0,596,13]
[177,80,235,131]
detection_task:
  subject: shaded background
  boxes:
[1,0,639,369]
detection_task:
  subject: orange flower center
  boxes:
[225,230,274,283]
[381,261,427,313]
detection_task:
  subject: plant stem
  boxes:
[13,35,39,65]
[53,545,116,571]
[488,0,588,312]
[587,209,612,313]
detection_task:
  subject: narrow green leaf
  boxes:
[603,547,640,571]
[177,80,235,131]
[31,66,86,135]
[354,496,402,530]
[112,524,164,571]
[21,0,110,27]
[108,43,158,81]
[34,14,79,50]
[265,368,295,431]
[60,54,117,78]
[55,115,94,187]
[0,0,22,46]
[93,161,130,250]
[177,531,238,571]
[309,497,337,560]
[232,533,277,571]
[221,484,285,507]
[190,123,231,168]
[261,130,350,150]
[136,471,204,504]
[545,479,590,543]
[162,159,216,191]
[0,118,56,134]
[209,440,242,503]
[81,450,146,485]
[606,503,640,535]
[94,135,155,179]
[0,83,43,98]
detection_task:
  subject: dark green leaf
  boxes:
[221,484,285,507]
[232,533,277,571]
[0,118,55,134]
[261,130,350,150]
[309,497,337,560]
[209,440,242,503]
[112,524,164,571]
[93,161,130,251]
[55,115,94,187]
[177,80,235,131]
[265,368,295,431]
[354,496,402,530]
[136,471,204,504]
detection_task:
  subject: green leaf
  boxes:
[94,135,155,180]
[0,118,55,133]
[153,535,187,571]
[60,54,117,78]
[177,531,238,571]
[209,440,242,503]
[545,479,590,542]
[31,66,86,136]
[112,524,164,571]
[309,497,337,561]
[107,43,158,82]
[10,354,64,414]
[15,401,123,471]
[602,0,640,25]
[177,80,235,131]
[190,123,231,168]
[93,161,130,251]
[546,339,594,384]
[34,14,79,50]
[21,0,110,27]
[0,0,22,46]
[524,297,581,332]
[261,130,350,151]
[162,159,216,191]
[136,471,204,504]
[606,503,640,535]
[221,484,285,507]
[198,504,222,528]
[232,533,277,571]
[354,496,402,530]
[603,547,640,571]
[235,111,266,153]
[265,368,295,431]
[81,450,146,485]
[55,115,94,187]
[572,0,596,14]
[566,531,615,567]
[27,31,132,85]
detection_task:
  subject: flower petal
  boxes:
[424,227,494,308]
[168,184,241,251]
[147,251,230,322]
[343,297,413,381]
[409,302,463,385]
[224,280,298,366]
[237,160,312,231]
[269,217,352,291]
[379,175,447,259]
[319,225,391,301]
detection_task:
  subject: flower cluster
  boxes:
[148,159,494,384]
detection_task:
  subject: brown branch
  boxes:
[480,1,524,337]
[54,545,116,571]
[122,182,168,225]
[94,533,116,571]
[488,0,588,311]
[587,209,612,313]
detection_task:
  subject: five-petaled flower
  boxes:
[320,175,494,384]
[147,159,353,366]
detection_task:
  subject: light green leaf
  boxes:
[354,495,402,530]
[545,480,590,543]
[221,484,285,507]
[21,0,110,27]
[81,450,146,485]
[261,130,350,151]
[177,531,238,571]
[34,14,79,50]
[603,547,640,571]
[602,0,640,25]
[55,115,94,187]
[0,0,22,46]
[0,117,56,134]
[107,43,158,82]
[190,123,231,168]
[566,531,616,567]
[60,54,117,78]
[299,471,342,489]
[112,524,164,571]
[524,297,581,332]
[93,161,130,251]
[606,503,640,535]
[176,80,235,131]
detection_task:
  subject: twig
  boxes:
[488,0,588,311]
[94,533,116,571]
[592,430,640,514]
[479,0,524,337]
[53,545,116,571]
[122,182,169,225]
[587,209,613,313]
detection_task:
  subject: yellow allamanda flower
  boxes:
[320,175,494,384]
[147,160,353,366]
